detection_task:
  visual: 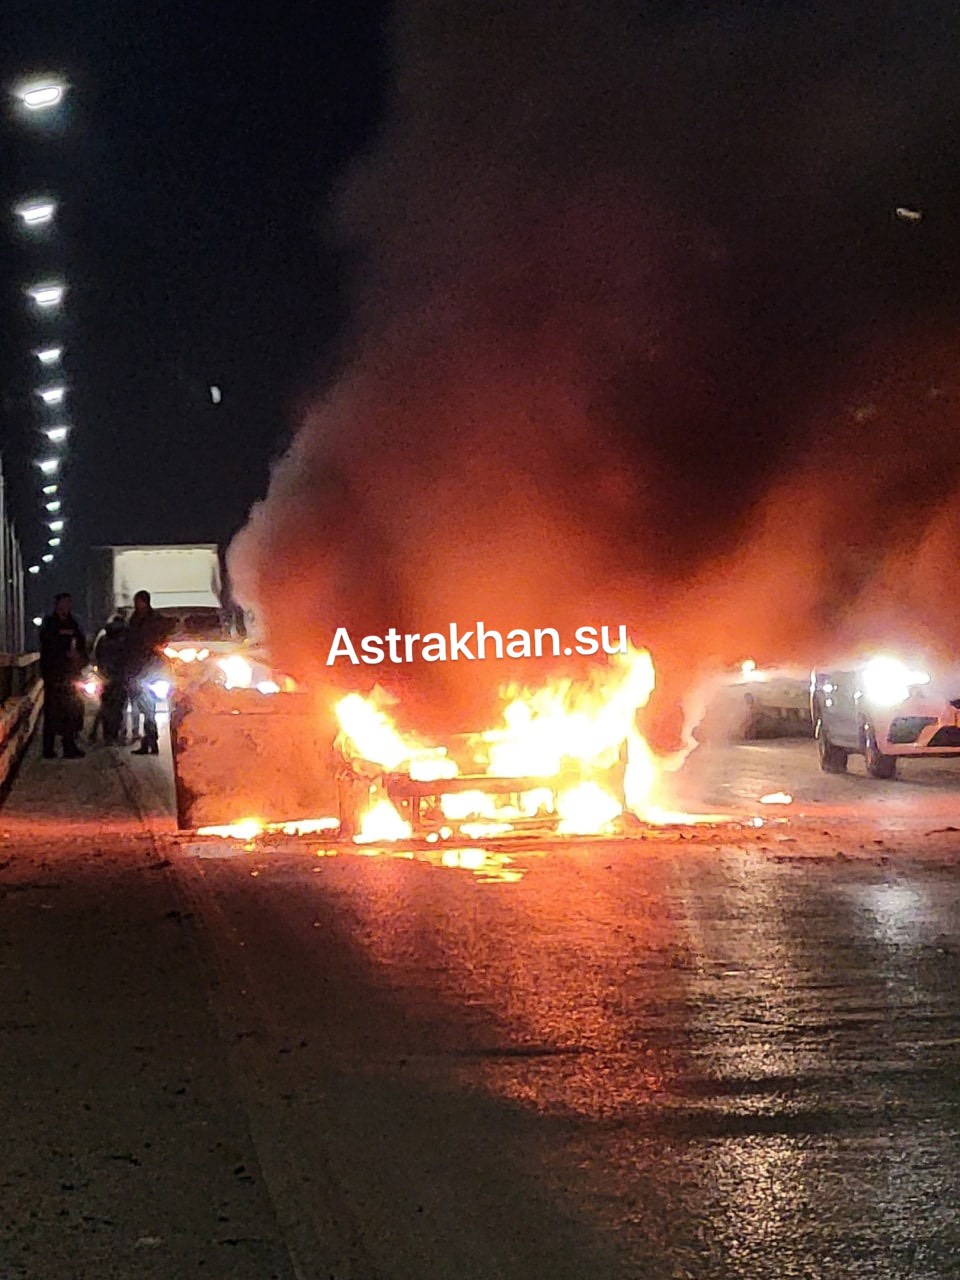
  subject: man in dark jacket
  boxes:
[126,590,171,755]
[39,592,88,759]
[94,614,128,745]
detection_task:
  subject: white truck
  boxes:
[87,544,230,641]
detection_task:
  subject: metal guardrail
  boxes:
[0,462,26,656]
[0,661,43,795]
[0,652,41,705]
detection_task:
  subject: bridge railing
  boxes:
[0,653,43,793]
[0,652,41,702]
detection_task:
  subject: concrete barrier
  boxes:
[0,654,43,793]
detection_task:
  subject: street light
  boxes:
[32,615,42,626]
[44,426,68,444]
[27,282,65,309]
[41,553,54,563]
[28,565,40,576]
[48,537,61,547]
[48,519,64,531]
[37,386,65,406]
[34,346,62,365]
[15,199,55,226]
[41,484,57,495]
[37,458,59,475]
[16,80,66,111]
[45,500,61,512]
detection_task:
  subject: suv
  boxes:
[811,656,960,780]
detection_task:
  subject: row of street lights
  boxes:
[12,75,71,597]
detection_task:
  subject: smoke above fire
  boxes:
[229,1,960,747]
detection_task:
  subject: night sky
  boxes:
[1,1,388,623]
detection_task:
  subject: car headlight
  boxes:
[861,656,930,707]
[217,653,254,690]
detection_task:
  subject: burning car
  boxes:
[169,642,718,837]
[812,655,960,779]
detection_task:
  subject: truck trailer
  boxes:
[87,544,224,637]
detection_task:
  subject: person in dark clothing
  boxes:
[125,590,171,755]
[39,592,88,759]
[94,614,128,745]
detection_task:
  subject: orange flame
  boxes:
[334,645,674,838]
[198,816,339,840]
[354,797,413,844]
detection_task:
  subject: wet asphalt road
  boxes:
[3,738,960,1277]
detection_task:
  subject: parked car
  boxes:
[696,661,813,742]
[811,655,960,779]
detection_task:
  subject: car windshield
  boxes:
[163,611,227,639]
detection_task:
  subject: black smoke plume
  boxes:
[230,0,960,745]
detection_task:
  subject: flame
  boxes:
[623,728,657,814]
[197,815,339,839]
[639,806,735,825]
[334,644,676,838]
[481,648,656,778]
[353,798,413,844]
[459,820,515,839]
[198,818,264,840]
[335,691,456,779]
[556,782,622,835]
[278,817,340,835]
[439,790,495,821]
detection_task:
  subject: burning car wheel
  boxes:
[863,722,898,780]
[815,707,848,773]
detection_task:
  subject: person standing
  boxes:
[94,613,128,745]
[39,592,88,759]
[125,590,170,755]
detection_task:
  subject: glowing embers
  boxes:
[361,770,567,843]
[197,816,340,840]
[430,846,524,883]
